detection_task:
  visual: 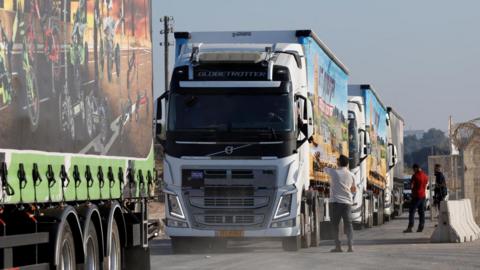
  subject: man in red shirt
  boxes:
[404,164,429,233]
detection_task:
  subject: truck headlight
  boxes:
[271,218,295,228]
[167,194,185,219]
[166,218,189,228]
[274,194,292,219]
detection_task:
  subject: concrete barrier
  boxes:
[463,199,480,239]
[431,200,480,243]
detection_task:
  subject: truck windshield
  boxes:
[168,92,293,132]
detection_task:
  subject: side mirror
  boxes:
[359,129,372,160]
[155,91,169,144]
[305,98,314,139]
[294,94,314,147]
[388,143,397,169]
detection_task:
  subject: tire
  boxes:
[310,195,321,247]
[171,237,191,254]
[56,222,76,270]
[300,200,311,248]
[282,236,300,252]
[107,219,122,270]
[85,221,101,270]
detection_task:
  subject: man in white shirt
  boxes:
[325,154,356,252]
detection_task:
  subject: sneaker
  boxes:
[403,228,413,233]
[330,247,343,253]
[347,247,354,253]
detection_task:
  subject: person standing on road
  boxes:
[324,154,356,253]
[433,164,447,211]
[404,164,428,233]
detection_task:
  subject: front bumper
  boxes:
[166,225,299,238]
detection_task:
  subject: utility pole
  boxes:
[160,16,174,92]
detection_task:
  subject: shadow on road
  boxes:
[150,235,432,256]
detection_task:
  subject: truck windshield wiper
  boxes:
[230,127,278,140]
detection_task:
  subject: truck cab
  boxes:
[348,84,397,228]
[157,31,325,252]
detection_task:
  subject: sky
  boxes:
[151,0,480,130]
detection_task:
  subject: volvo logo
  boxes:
[224,146,234,155]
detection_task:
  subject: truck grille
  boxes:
[204,198,254,207]
[204,186,255,197]
[181,167,277,229]
[198,215,262,225]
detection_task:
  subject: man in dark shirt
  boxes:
[433,164,447,210]
[404,164,429,233]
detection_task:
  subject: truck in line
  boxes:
[156,29,348,252]
[348,85,399,229]
[1,1,156,269]
[156,30,403,252]
[388,107,405,217]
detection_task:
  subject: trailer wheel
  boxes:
[85,221,101,270]
[57,223,76,270]
[107,219,122,270]
[300,200,311,248]
[282,236,300,252]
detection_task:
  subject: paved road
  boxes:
[150,214,480,270]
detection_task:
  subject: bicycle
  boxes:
[15,1,40,131]
[0,22,13,107]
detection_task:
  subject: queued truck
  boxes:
[348,85,399,229]
[156,29,351,252]
[1,0,157,269]
[387,107,405,217]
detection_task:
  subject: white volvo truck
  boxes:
[348,85,398,228]
[156,30,350,252]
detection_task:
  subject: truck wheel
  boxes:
[57,223,76,270]
[171,237,191,254]
[107,219,122,270]
[282,236,300,252]
[300,201,311,248]
[310,196,321,247]
[85,221,100,270]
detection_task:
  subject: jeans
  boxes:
[408,198,425,230]
[331,202,353,248]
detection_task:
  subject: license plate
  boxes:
[216,230,244,238]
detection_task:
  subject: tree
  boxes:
[404,128,450,172]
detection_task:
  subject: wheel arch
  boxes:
[41,205,85,267]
